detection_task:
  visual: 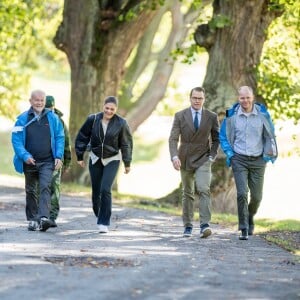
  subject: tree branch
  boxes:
[126,0,200,131]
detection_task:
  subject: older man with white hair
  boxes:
[11,90,65,232]
[220,86,278,240]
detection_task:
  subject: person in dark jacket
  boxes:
[11,90,65,232]
[220,86,278,240]
[75,96,133,233]
[45,95,72,227]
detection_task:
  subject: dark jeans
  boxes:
[89,159,120,226]
[231,153,266,230]
[24,161,54,221]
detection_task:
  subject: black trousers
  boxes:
[231,154,266,230]
[24,161,54,221]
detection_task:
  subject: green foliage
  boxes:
[257,1,300,123]
[178,0,209,9]
[170,43,201,64]
[0,131,16,176]
[119,0,165,22]
[169,2,212,64]
[0,0,64,119]
[208,14,232,29]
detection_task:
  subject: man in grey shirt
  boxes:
[219,86,278,240]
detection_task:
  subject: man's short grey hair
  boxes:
[238,86,253,95]
[31,89,46,99]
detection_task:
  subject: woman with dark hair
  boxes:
[75,96,133,233]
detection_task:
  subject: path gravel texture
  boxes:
[0,183,299,300]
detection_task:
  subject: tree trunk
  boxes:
[195,0,283,111]
[160,0,283,214]
[54,0,158,181]
[192,0,283,212]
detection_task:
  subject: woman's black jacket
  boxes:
[75,112,133,167]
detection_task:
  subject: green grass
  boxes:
[113,194,300,255]
[61,181,91,196]
[255,218,300,232]
[132,136,165,163]
[0,131,17,176]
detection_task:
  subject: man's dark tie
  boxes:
[194,111,199,130]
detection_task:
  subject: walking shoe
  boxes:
[248,225,254,235]
[28,220,39,231]
[50,219,57,228]
[239,229,249,240]
[98,224,108,233]
[248,215,254,235]
[39,217,52,232]
[200,224,212,238]
[183,226,192,237]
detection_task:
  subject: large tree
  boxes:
[0,0,63,118]
[54,0,203,181]
[54,0,298,196]
[54,0,160,180]
[195,0,284,111]
[193,0,285,211]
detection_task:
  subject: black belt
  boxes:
[234,153,262,161]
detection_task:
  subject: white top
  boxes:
[90,120,121,165]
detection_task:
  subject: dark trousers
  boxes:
[24,162,54,221]
[49,168,62,221]
[231,154,266,230]
[89,159,120,226]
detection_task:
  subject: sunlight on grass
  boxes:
[0,131,16,176]
[133,136,165,163]
[255,219,300,232]
[61,182,91,197]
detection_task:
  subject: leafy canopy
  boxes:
[0,0,64,119]
[257,0,300,123]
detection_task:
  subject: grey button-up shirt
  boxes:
[233,106,264,156]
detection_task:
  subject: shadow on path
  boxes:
[0,185,299,300]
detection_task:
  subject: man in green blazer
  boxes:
[169,87,220,238]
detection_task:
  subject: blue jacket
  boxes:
[220,102,278,167]
[11,108,65,173]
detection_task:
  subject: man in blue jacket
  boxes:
[220,86,278,240]
[11,90,65,232]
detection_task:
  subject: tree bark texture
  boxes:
[192,0,282,212]
[195,0,283,112]
[54,0,158,180]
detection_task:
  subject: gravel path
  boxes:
[0,184,299,300]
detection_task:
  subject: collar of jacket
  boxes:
[54,108,63,117]
[226,102,268,118]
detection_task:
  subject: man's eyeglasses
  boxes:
[191,96,204,101]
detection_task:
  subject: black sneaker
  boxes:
[183,226,192,237]
[248,225,254,235]
[50,219,57,228]
[39,217,52,232]
[200,224,212,238]
[28,220,39,231]
[239,229,249,240]
[249,215,254,235]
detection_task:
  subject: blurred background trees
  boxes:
[0,0,66,118]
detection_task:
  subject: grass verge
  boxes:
[113,193,300,256]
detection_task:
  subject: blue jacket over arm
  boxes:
[219,102,278,167]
